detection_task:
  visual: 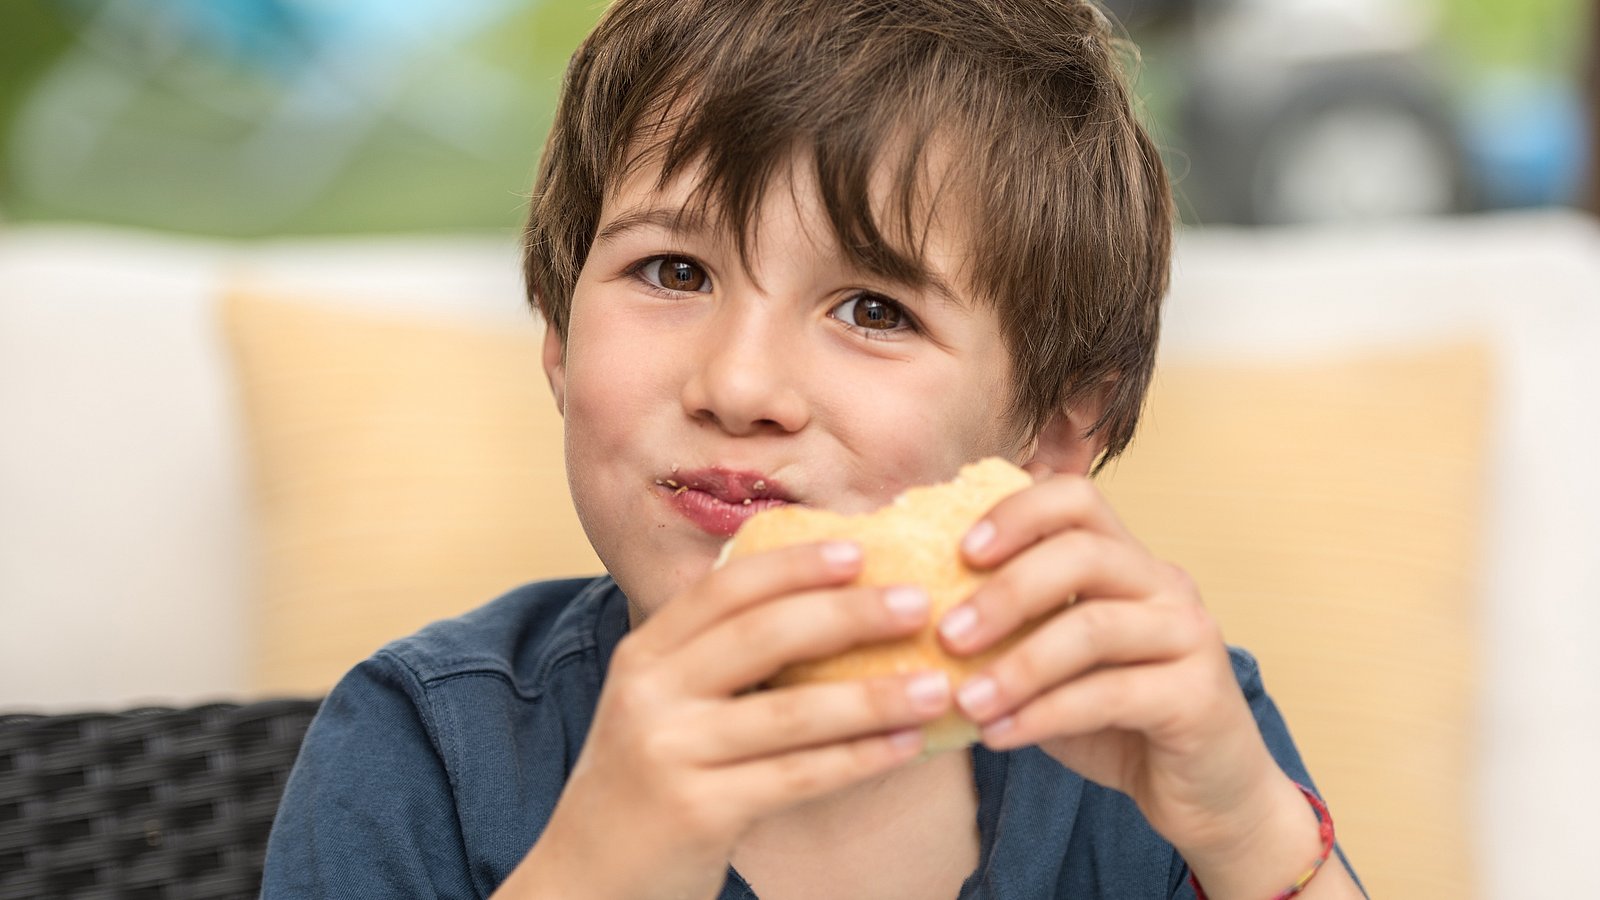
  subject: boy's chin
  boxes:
[614,548,720,620]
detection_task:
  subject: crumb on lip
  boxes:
[674,486,689,496]
[753,479,766,492]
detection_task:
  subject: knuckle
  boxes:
[1000,643,1044,695]
[850,733,898,773]
[1058,473,1098,509]
[774,751,824,797]
[635,725,681,767]
[728,609,785,655]
[839,587,882,628]
[1165,562,1199,596]
[975,574,1019,625]
[697,563,739,603]
[1181,603,1222,649]
[773,546,816,581]
[1072,600,1114,643]
[606,675,657,722]
[1058,529,1104,570]
[609,634,650,676]
[1096,673,1131,712]
[765,691,817,737]
[869,677,911,720]
[674,785,735,843]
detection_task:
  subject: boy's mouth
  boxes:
[655,467,795,537]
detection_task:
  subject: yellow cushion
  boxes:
[1099,342,1490,899]
[224,287,1487,896]
[222,291,601,696]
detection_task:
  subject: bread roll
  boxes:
[718,457,1037,753]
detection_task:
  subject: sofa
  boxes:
[4,211,1599,897]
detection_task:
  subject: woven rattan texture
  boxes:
[0,700,321,900]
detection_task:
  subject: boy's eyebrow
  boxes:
[915,270,972,312]
[593,207,711,245]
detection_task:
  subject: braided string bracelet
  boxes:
[1186,783,1335,900]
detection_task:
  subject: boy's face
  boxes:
[544,149,1071,618]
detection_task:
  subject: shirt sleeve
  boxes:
[261,651,478,899]
[1169,647,1369,899]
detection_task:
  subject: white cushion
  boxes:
[0,226,523,710]
[1167,210,1600,899]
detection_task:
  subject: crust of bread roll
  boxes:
[718,457,1036,754]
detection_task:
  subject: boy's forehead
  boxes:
[600,147,739,235]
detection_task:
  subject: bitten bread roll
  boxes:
[718,457,1038,754]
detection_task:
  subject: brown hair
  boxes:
[523,0,1172,466]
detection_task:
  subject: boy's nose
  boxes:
[680,312,810,437]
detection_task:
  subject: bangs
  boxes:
[599,45,979,299]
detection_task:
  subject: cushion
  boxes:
[222,290,601,696]
[224,287,1487,897]
[0,227,251,710]
[1098,342,1490,899]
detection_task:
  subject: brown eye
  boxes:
[842,294,905,330]
[649,256,709,292]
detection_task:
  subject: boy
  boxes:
[263,0,1366,897]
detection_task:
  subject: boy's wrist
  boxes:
[498,790,732,900]
[494,809,650,900]
[1177,774,1326,900]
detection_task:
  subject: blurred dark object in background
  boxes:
[1102,0,1592,226]
[1097,0,1197,30]
[0,700,321,900]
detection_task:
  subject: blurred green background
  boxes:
[0,0,604,236]
[0,0,1591,235]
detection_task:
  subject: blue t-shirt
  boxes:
[261,576,1358,898]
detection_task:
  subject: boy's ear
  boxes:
[541,320,566,415]
[1020,386,1112,477]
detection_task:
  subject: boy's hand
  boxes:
[504,542,950,900]
[940,471,1357,898]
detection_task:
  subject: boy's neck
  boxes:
[730,747,979,896]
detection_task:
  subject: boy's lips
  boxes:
[656,467,795,537]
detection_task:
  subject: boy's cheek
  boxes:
[561,358,669,429]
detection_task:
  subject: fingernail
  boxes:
[905,672,950,712]
[821,541,861,567]
[884,586,928,621]
[963,520,996,557]
[888,727,924,754]
[940,605,978,643]
[981,715,1015,742]
[957,676,997,717]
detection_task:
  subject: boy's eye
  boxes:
[641,255,711,293]
[831,294,908,332]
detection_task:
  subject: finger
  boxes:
[675,584,930,696]
[961,473,1132,570]
[940,529,1163,655]
[720,727,928,819]
[637,541,862,654]
[977,659,1218,751]
[953,599,1217,724]
[687,671,952,764]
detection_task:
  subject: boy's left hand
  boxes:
[938,469,1324,885]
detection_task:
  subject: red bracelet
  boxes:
[1186,783,1335,900]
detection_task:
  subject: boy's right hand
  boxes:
[496,541,951,900]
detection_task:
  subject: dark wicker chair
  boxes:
[0,699,321,899]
